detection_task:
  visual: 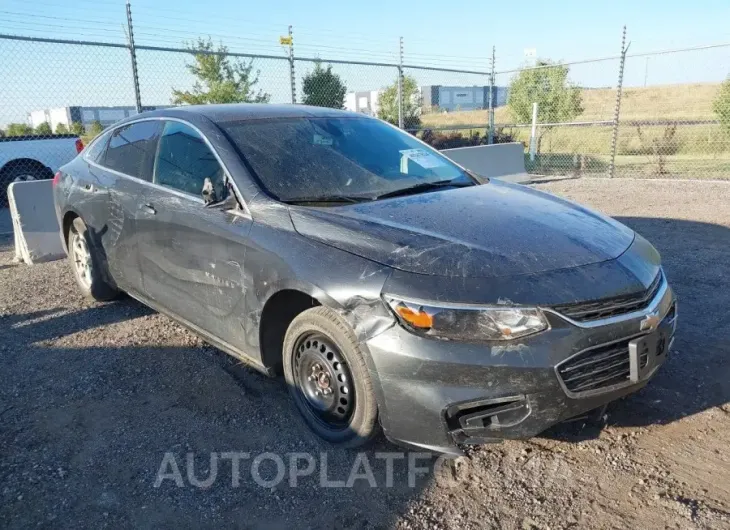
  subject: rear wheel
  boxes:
[283,307,379,447]
[68,217,119,301]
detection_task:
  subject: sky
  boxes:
[1,0,729,126]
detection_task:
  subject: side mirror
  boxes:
[201,177,218,205]
[204,190,240,211]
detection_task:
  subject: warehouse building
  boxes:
[345,85,509,116]
[28,105,170,130]
[420,85,509,112]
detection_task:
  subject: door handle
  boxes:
[81,183,96,193]
[141,204,156,215]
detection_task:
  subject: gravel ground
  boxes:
[1,178,729,529]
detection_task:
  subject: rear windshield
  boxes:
[221,117,468,201]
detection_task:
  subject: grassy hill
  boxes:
[422,83,722,127]
[421,83,730,178]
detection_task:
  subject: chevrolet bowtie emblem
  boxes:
[640,313,661,331]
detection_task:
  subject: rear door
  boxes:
[91,120,162,293]
[136,120,253,349]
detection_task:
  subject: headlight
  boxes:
[384,296,548,341]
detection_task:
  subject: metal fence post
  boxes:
[397,37,404,128]
[529,102,538,161]
[288,25,296,104]
[125,0,142,113]
[609,25,628,178]
[487,45,495,144]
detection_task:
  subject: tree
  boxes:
[172,38,270,105]
[35,122,52,135]
[377,75,421,130]
[713,75,730,135]
[508,60,583,125]
[302,61,347,109]
[55,123,69,134]
[6,123,33,136]
[70,122,85,135]
[88,120,104,137]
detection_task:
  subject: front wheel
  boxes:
[283,307,380,447]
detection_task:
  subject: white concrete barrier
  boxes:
[8,180,65,264]
[442,142,531,184]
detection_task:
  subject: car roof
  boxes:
[132,104,372,124]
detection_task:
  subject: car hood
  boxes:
[289,180,635,278]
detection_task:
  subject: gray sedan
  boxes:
[53,104,677,454]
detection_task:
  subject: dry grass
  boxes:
[419,82,730,178]
[421,82,723,127]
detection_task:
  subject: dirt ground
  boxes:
[1,178,729,529]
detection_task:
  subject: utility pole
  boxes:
[644,57,649,87]
[609,25,629,178]
[487,45,495,144]
[125,0,142,113]
[397,36,404,128]
[288,25,296,104]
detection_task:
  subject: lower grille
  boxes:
[557,340,633,394]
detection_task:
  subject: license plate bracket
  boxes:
[629,331,667,382]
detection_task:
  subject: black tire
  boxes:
[283,306,379,447]
[1,164,52,206]
[3,163,52,183]
[68,217,119,301]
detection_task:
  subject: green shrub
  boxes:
[419,128,516,150]
[35,122,52,135]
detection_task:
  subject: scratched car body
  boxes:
[53,104,677,454]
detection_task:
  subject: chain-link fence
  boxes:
[1,21,730,203]
[613,44,730,179]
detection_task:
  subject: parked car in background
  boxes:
[53,104,677,454]
[1,134,83,205]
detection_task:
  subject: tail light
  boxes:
[53,171,62,187]
[75,138,84,153]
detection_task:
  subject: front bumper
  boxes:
[363,279,677,454]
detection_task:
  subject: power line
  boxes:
[0,10,123,27]
[0,20,124,35]
[130,26,401,62]
[131,7,288,32]
[133,28,280,47]
[131,24,281,43]
[3,0,123,11]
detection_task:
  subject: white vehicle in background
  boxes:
[1,134,83,204]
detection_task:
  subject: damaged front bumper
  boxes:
[363,279,677,455]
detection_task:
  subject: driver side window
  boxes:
[154,121,226,199]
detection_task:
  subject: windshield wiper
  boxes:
[282,195,373,205]
[374,179,474,200]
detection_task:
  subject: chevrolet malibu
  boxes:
[53,105,677,454]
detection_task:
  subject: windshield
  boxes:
[221,116,472,202]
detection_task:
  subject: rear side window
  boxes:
[101,121,162,181]
[84,130,112,163]
[154,121,225,198]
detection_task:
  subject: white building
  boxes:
[344,90,383,116]
[28,106,169,130]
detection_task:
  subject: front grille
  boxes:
[552,272,663,322]
[557,340,635,394]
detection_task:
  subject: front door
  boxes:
[135,120,254,351]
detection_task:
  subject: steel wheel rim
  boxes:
[293,333,354,429]
[72,232,92,289]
